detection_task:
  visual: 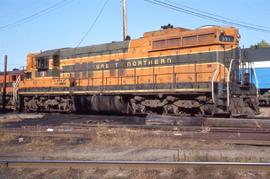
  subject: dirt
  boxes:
[1,166,270,178]
[0,113,44,124]
[0,112,270,178]
[1,112,145,128]
[259,107,270,117]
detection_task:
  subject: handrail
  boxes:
[72,70,216,89]
[77,71,216,83]
[227,59,236,107]
[211,63,220,104]
[251,62,259,97]
[12,75,21,107]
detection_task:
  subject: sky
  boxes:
[0,0,270,71]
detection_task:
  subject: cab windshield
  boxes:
[219,34,234,42]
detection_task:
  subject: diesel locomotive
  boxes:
[8,25,258,117]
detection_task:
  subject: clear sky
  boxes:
[0,0,270,70]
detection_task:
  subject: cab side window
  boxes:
[26,72,32,79]
[37,57,49,71]
[53,54,60,67]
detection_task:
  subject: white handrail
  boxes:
[211,63,220,104]
[227,59,236,107]
[251,63,259,97]
[12,75,21,106]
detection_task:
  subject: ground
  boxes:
[259,107,270,117]
[0,108,269,178]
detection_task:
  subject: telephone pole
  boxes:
[2,55,7,110]
[122,0,128,40]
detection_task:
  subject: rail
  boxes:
[1,160,270,170]
[71,70,217,90]
[3,123,270,135]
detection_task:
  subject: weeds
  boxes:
[129,169,160,179]
[0,132,16,143]
[30,137,54,147]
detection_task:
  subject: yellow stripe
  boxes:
[19,88,211,95]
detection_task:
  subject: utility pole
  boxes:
[2,55,7,110]
[122,0,128,40]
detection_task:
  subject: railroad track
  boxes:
[2,122,270,136]
[2,124,270,146]
[2,115,270,134]
[3,113,270,130]
[1,114,270,145]
[1,160,270,171]
[59,122,270,132]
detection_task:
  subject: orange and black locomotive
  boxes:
[12,25,258,117]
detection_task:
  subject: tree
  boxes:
[250,40,270,48]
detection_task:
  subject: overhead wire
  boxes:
[0,0,74,30]
[144,0,270,33]
[76,0,110,47]
[0,1,45,20]
[164,0,270,30]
